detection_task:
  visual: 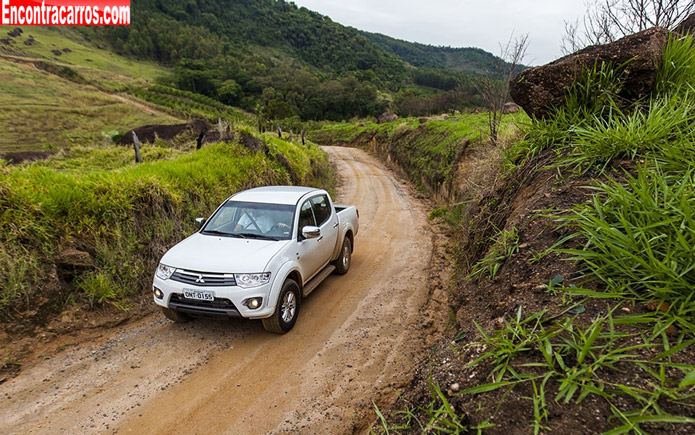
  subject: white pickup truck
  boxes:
[152,186,359,333]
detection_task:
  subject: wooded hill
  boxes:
[80,0,503,120]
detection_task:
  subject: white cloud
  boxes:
[292,0,587,65]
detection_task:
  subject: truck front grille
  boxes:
[171,269,237,287]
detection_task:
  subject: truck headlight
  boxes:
[234,272,271,288]
[156,263,176,280]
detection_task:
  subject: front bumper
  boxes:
[152,275,275,319]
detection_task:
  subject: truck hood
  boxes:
[160,233,289,273]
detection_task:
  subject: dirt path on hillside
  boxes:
[0,146,446,434]
[102,92,172,118]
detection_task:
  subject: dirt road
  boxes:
[0,146,443,434]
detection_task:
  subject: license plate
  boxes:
[182,289,215,301]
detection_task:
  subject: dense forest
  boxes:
[361,31,510,75]
[82,0,499,121]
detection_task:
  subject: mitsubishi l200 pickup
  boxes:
[152,186,359,333]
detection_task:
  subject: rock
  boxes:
[377,111,398,124]
[23,37,35,46]
[501,102,520,114]
[238,133,267,153]
[51,49,62,56]
[1,151,55,165]
[0,38,11,45]
[510,27,669,118]
[673,13,695,36]
[55,248,95,270]
[450,382,460,392]
[7,28,22,37]
[62,47,72,53]
[118,120,209,145]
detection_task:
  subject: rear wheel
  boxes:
[262,279,300,334]
[160,306,191,323]
[332,237,352,275]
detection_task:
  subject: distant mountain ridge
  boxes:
[88,0,507,120]
[361,31,508,75]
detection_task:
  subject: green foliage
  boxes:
[0,60,179,152]
[508,36,695,171]
[127,85,251,124]
[455,35,695,435]
[77,0,503,121]
[0,136,332,315]
[470,227,519,281]
[362,31,517,76]
[556,168,695,314]
[656,34,695,96]
[310,113,524,196]
[462,307,695,434]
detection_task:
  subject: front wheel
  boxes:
[262,279,300,334]
[332,237,352,275]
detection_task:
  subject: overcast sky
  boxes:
[292,0,588,66]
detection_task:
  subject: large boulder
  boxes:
[509,27,669,118]
[674,13,695,36]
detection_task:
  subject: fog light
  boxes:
[246,298,261,309]
[153,287,163,299]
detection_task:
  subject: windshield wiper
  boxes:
[202,229,235,237]
[236,232,279,241]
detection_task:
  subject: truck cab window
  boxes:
[298,200,316,231]
[310,195,331,227]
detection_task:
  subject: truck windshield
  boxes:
[201,201,295,241]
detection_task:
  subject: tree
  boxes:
[562,0,695,54]
[473,33,529,146]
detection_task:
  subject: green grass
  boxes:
[309,112,525,195]
[4,26,169,84]
[555,167,695,325]
[469,227,519,281]
[0,134,333,316]
[459,306,695,434]
[0,60,180,152]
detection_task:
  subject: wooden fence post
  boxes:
[132,131,142,163]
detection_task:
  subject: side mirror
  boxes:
[195,217,206,230]
[301,226,321,239]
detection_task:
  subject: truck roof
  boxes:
[230,186,323,205]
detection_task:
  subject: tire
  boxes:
[160,306,191,323]
[262,279,300,334]
[332,237,352,275]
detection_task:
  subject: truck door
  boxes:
[297,199,323,280]
[310,194,339,269]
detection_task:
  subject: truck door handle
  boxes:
[333,222,339,228]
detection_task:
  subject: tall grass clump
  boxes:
[509,35,695,171]
[656,34,695,96]
[556,167,695,319]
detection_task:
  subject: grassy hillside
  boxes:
[0,132,333,323]
[309,112,525,198]
[0,27,182,152]
[326,36,695,434]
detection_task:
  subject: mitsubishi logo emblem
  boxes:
[195,275,205,283]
